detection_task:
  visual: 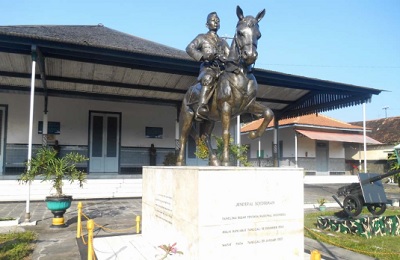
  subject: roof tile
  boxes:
[241,113,364,133]
[350,116,400,144]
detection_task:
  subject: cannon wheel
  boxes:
[343,194,363,217]
[367,203,386,216]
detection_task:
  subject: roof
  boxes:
[350,116,400,144]
[0,25,382,119]
[296,129,381,144]
[241,113,364,133]
[0,25,189,59]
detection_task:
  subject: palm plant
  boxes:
[19,147,88,196]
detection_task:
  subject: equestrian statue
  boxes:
[176,6,274,166]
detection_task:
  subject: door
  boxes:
[0,106,6,173]
[316,141,329,175]
[89,112,120,173]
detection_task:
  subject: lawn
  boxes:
[305,208,400,260]
[0,231,37,260]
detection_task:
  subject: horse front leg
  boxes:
[221,102,232,166]
[176,105,195,166]
[247,101,274,140]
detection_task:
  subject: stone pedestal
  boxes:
[142,166,304,259]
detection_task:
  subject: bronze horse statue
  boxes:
[176,6,274,166]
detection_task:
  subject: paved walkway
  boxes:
[1,183,399,259]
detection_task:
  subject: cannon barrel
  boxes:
[360,169,400,185]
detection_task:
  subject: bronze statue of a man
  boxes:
[186,12,229,121]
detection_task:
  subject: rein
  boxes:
[227,35,256,73]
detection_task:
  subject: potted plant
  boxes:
[19,147,88,227]
[317,198,327,211]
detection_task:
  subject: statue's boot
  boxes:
[195,85,210,121]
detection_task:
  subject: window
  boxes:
[38,121,60,135]
[145,127,163,139]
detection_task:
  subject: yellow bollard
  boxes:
[310,249,321,260]
[136,216,141,234]
[76,202,82,238]
[87,219,94,260]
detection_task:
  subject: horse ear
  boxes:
[256,9,266,22]
[236,5,244,20]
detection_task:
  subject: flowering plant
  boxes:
[317,198,327,206]
[195,135,250,166]
[158,242,183,259]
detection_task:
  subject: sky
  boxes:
[1,0,399,123]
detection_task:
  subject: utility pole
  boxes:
[382,106,389,118]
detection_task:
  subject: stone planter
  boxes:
[0,217,20,227]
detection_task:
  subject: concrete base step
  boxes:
[0,179,143,202]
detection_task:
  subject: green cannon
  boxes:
[333,144,400,217]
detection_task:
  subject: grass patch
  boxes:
[305,208,400,260]
[0,217,16,221]
[0,231,37,260]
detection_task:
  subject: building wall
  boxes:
[1,93,180,174]
[344,143,394,174]
[297,132,315,158]
[347,144,392,161]
[329,142,344,158]
[241,130,272,159]
[3,93,177,147]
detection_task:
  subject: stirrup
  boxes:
[195,106,208,121]
[195,110,207,121]
[195,113,206,121]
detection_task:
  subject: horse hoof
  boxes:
[176,161,184,166]
[249,131,257,140]
[210,159,220,166]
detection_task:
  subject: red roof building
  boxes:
[240,113,381,175]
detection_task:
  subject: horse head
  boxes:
[232,6,266,66]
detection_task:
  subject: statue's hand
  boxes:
[217,55,227,63]
[204,53,218,62]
